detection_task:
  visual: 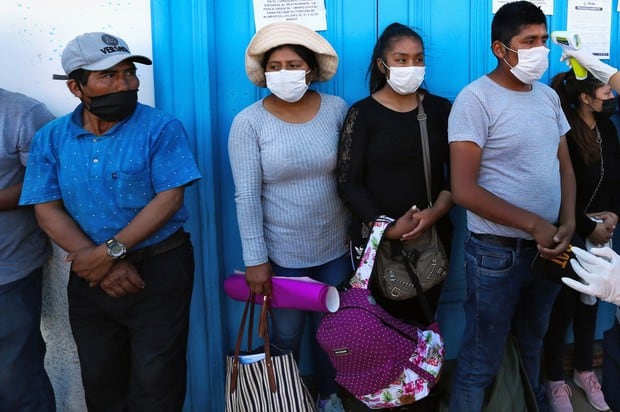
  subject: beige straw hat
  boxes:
[245,22,338,87]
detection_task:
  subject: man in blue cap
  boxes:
[20,32,201,411]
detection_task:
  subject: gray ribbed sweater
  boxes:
[228,93,349,267]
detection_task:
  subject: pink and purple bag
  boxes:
[316,216,444,409]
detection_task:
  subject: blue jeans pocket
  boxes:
[478,249,513,274]
[466,236,514,278]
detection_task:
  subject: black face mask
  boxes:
[86,90,138,122]
[599,97,618,116]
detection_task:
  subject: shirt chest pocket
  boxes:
[116,168,154,209]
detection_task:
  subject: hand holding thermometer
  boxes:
[551,31,588,80]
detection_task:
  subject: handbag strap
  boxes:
[230,295,252,393]
[258,296,276,392]
[230,295,277,394]
[417,96,433,207]
[417,96,442,248]
[409,97,439,324]
[401,249,437,324]
[350,216,394,289]
[350,215,437,323]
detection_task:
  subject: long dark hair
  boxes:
[550,70,604,165]
[367,23,424,94]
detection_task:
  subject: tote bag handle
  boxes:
[230,295,276,393]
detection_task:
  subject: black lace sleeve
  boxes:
[336,106,357,187]
[336,103,383,224]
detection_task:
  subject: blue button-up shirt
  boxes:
[20,103,201,249]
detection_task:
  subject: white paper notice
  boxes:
[253,0,327,31]
[567,0,612,58]
[492,0,554,15]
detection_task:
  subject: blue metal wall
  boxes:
[148,1,620,410]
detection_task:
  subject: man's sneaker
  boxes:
[546,380,573,412]
[573,370,610,411]
[317,393,345,412]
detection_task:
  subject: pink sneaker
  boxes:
[573,370,610,411]
[546,380,573,412]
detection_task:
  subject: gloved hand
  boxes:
[561,46,618,84]
[564,246,620,305]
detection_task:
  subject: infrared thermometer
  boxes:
[551,31,588,80]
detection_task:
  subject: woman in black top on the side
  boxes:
[336,23,453,326]
[543,70,620,412]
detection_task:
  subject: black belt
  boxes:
[471,233,536,249]
[128,229,189,264]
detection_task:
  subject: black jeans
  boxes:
[543,285,598,381]
[68,239,194,412]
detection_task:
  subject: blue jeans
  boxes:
[270,253,352,398]
[449,232,560,412]
[0,268,55,412]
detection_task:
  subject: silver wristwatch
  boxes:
[105,238,127,260]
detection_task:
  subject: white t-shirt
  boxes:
[448,76,570,239]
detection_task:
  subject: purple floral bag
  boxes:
[316,217,444,409]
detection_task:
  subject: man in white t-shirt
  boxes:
[447,2,576,411]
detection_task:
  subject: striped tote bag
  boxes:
[225,295,316,411]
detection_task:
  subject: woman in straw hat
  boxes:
[228,22,349,411]
[335,23,453,410]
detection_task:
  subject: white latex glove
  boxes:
[564,246,620,305]
[561,47,618,84]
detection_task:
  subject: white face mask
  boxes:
[265,69,310,103]
[382,61,425,95]
[503,45,549,84]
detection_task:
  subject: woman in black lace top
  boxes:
[542,70,620,411]
[336,23,453,325]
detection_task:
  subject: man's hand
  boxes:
[535,217,575,259]
[564,246,620,305]
[66,244,114,285]
[533,220,569,257]
[99,260,145,298]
